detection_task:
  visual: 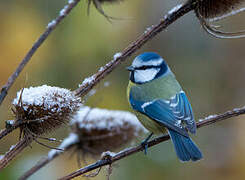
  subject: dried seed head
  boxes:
[12,85,81,137]
[195,0,245,21]
[194,0,245,38]
[70,106,147,157]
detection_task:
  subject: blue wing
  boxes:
[169,92,196,134]
[129,91,196,137]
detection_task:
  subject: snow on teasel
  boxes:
[70,106,147,156]
[12,85,81,137]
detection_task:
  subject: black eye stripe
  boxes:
[134,65,161,70]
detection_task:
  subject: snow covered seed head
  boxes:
[12,85,81,138]
[71,106,147,157]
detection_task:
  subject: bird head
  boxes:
[127,52,169,84]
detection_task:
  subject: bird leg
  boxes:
[141,133,153,155]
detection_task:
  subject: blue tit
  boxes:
[127,52,202,162]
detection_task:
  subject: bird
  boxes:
[126,52,202,162]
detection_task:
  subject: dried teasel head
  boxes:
[70,106,147,158]
[195,0,245,21]
[12,85,81,139]
[87,0,123,21]
[194,0,245,38]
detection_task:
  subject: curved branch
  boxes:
[0,0,81,106]
[18,152,59,180]
[0,0,197,148]
[59,106,245,180]
[19,145,74,180]
[74,1,197,97]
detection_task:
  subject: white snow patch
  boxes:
[113,52,122,60]
[47,20,56,28]
[6,120,15,125]
[233,108,241,112]
[144,25,154,34]
[101,151,116,159]
[199,114,218,122]
[79,75,95,87]
[68,0,75,4]
[168,4,183,15]
[99,66,105,72]
[60,5,69,16]
[10,145,16,151]
[12,85,80,113]
[48,133,79,159]
[71,106,147,134]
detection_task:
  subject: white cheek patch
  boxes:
[134,68,160,83]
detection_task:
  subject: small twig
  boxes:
[18,148,62,180]
[18,157,51,180]
[59,106,245,180]
[0,0,81,106]
[0,121,23,141]
[19,144,75,180]
[74,1,197,97]
[0,138,31,170]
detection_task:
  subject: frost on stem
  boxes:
[199,114,218,122]
[11,85,81,138]
[113,52,122,61]
[70,106,147,157]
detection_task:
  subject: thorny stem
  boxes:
[59,106,245,180]
[0,138,32,170]
[74,1,197,97]
[0,0,81,106]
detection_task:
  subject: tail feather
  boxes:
[168,129,202,162]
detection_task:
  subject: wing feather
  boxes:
[129,91,196,136]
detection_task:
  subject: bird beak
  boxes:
[126,66,134,71]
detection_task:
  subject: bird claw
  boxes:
[141,141,149,155]
[141,133,153,155]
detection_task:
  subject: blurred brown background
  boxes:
[1,0,245,179]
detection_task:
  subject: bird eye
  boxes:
[136,65,159,70]
[138,66,148,70]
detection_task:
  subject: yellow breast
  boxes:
[127,81,166,134]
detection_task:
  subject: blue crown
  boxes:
[137,52,162,62]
